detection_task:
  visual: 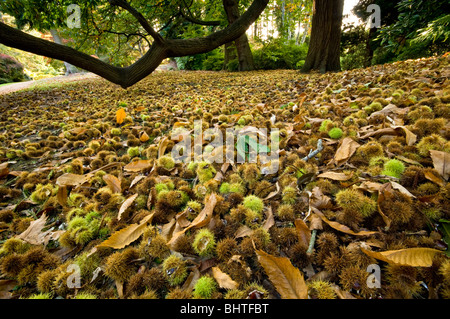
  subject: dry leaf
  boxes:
[294,219,311,247]
[262,206,275,231]
[17,213,63,245]
[317,171,353,181]
[312,208,378,236]
[255,249,308,299]
[361,247,443,267]
[429,150,450,181]
[116,108,126,125]
[103,174,121,193]
[0,162,9,178]
[211,267,239,290]
[393,126,417,146]
[0,280,17,299]
[234,225,254,238]
[331,137,360,166]
[124,160,153,172]
[158,136,171,158]
[129,175,146,188]
[139,131,150,142]
[118,193,138,220]
[56,173,90,187]
[97,213,154,249]
[168,193,217,247]
[390,181,416,198]
[423,169,445,187]
[56,186,68,207]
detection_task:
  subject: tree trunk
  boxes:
[223,0,255,71]
[365,27,377,68]
[50,30,78,75]
[223,42,237,70]
[301,0,344,73]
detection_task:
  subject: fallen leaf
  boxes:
[103,174,121,193]
[312,208,378,236]
[168,193,217,247]
[429,150,450,181]
[129,175,146,189]
[262,206,275,231]
[317,171,353,181]
[361,247,443,267]
[211,267,239,290]
[0,280,17,299]
[234,225,254,238]
[423,169,445,187]
[97,213,154,249]
[294,219,311,247]
[124,160,153,172]
[139,131,150,142]
[0,162,9,178]
[116,108,126,124]
[331,137,360,166]
[393,126,417,146]
[56,173,90,187]
[56,186,68,207]
[390,181,416,198]
[118,193,138,220]
[255,249,308,299]
[17,213,63,245]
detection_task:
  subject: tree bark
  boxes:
[0,0,268,88]
[301,0,344,73]
[223,0,255,71]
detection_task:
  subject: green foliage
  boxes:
[0,53,26,84]
[374,0,449,63]
[202,49,225,71]
[340,25,370,70]
[253,39,308,70]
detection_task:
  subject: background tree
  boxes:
[301,0,344,73]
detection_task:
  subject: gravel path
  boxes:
[0,73,100,95]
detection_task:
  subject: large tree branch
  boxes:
[108,0,164,44]
[0,0,268,88]
[179,0,221,26]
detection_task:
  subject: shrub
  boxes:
[253,39,308,70]
[0,53,26,84]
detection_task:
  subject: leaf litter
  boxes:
[0,55,449,299]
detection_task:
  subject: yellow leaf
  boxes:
[116,108,126,125]
[118,193,138,221]
[361,247,443,267]
[124,159,153,172]
[97,213,154,249]
[102,174,122,193]
[255,249,308,299]
[139,131,150,142]
[211,267,239,290]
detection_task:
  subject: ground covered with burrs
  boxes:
[0,54,449,300]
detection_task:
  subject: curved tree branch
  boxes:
[179,0,221,26]
[0,0,268,88]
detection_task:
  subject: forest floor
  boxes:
[0,54,449,300]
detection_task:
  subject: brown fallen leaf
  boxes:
[103,174,122,193]
[393,126,417,146]
[0,279,17,299]
[139,131,150,142]
[0,162,9,178]
[168,193,218,247]
[17,213,63,245]
[429,150,450,181]
[56,173,90,187]
[262,206,275,231]
[97,212,154,249]
[312,208,378,236]
[118,193,138,220]
[211,267,239,290]
[124,160,153,173]
[234,225,254,238]
[330,137,360,166]
[255,249,308,299]
[423,169,445,187]
[317,171,353,181]
[390,181,416,198]
[361,247,443,267]
[294,219,311,247]
[56,186,68,207]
